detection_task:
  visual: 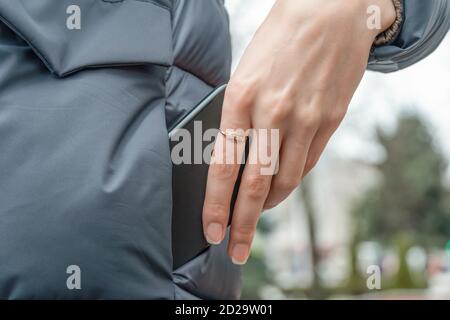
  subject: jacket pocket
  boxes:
[0,0,173,76]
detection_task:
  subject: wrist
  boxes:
[373,0,404,46]
[336,0,397,41]
[364,0,397,36]
[344,0,398,46]
[270,0,398,46]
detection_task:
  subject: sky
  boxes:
[226,0,450,172]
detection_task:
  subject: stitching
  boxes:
[101,0,171,11]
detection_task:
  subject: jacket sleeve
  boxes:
[368,0,450,73]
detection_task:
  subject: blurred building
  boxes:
[265,153,380,288]
[227,0,450,298]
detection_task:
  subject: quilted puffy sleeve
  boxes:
[368,0,450,73]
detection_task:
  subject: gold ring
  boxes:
[219,129,247,143]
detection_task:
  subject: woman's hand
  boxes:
[203,0,396,264]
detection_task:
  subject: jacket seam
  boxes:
[101,0,171,11]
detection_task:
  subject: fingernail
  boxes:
[205,223,223,245]
[231,244,249,265]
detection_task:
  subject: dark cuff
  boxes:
[374,0,404,46]
[368,0,450,73]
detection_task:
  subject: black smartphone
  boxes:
[169,85,246,269]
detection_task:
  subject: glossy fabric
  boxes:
[0,0,238,300]
[0,0,447,299]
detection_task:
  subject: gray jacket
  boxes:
[0,0,448,299]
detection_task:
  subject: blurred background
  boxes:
[226,0,450,300]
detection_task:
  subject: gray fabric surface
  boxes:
[0,0,238,299]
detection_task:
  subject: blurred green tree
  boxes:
[300,177,324,298]
[351,113,450,289]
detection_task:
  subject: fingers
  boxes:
[204,79,346,265]
[302,124,339,179]
[202,87,250,245]
[263,133,314,210]
[228,140,274,264]
[263,107,341,209]
[263,107,320,208]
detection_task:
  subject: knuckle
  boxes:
[233,222,256,239]
[203,202,229,222]
[225,80,257,113]
[297,109,321,132]
[243,174,270,199]
[290,136,310,152]
[275,176,300,194]
[270,103,292,124]
[326,108,346,129]
[268,94,294,124]
[210,163,238,180]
